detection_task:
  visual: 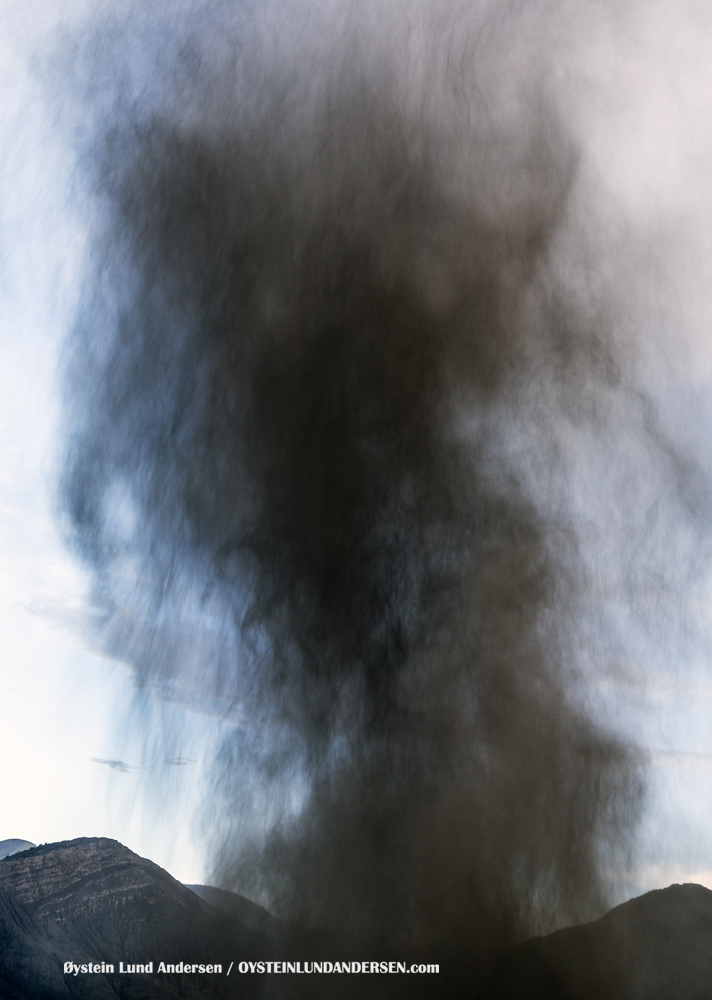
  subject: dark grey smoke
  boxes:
[54,0,704,985]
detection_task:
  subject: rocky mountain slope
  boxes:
[496,882,712,1000]
[0,838,276,999]
[3,837,712,999]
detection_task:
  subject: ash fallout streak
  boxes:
[57,2,697,987]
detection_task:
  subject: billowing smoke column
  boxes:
[57,0,659,986]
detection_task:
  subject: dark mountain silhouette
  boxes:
[185,885,284,938]
[496,882,712,1000]
[3,838,712,999]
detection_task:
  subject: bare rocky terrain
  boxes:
[0,838,276,999]
[3,838,712,999]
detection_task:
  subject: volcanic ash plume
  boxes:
[57,2,661,984]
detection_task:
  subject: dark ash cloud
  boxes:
[52,0,705,990]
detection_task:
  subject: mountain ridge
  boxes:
[496,880,712,999]
[0,837,275,999]
[3,837,712,998]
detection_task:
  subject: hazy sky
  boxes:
[3,0,712,896]
[0,16,213,875]
[0,327,216,881]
